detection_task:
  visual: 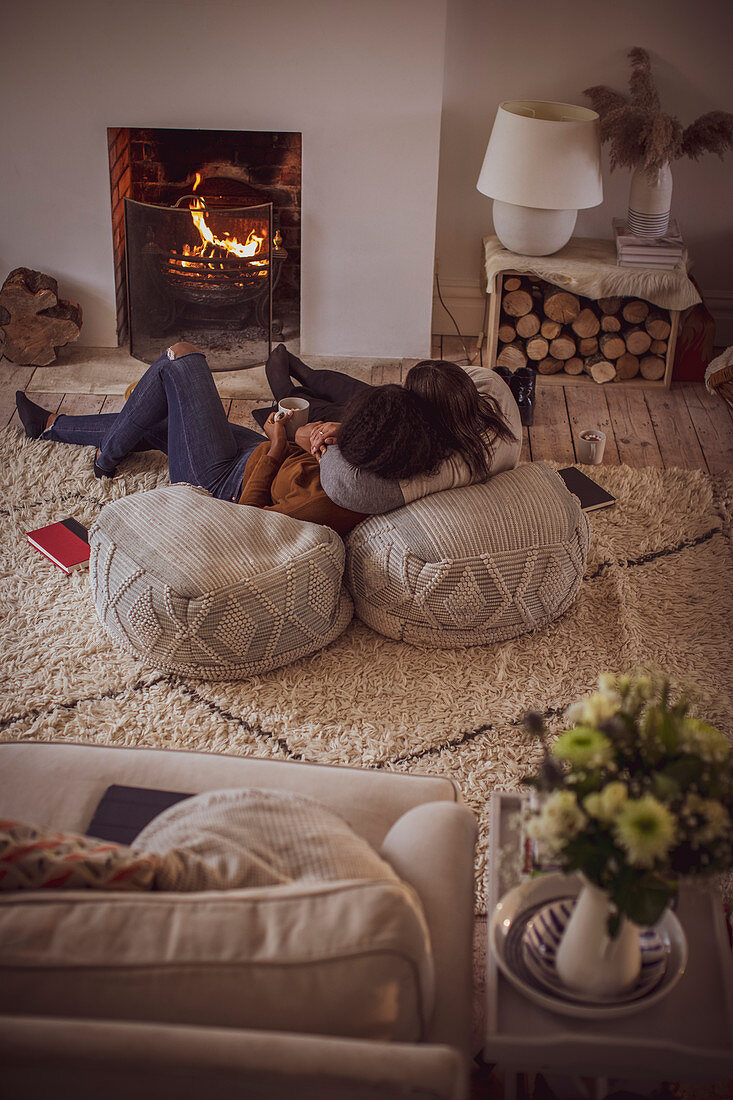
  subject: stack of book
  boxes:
[613,218,685,269]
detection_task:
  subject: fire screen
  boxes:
[124,196,284,370]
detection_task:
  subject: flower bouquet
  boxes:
[522,675,733,994]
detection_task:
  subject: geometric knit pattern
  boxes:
[345,463,590,646]
[89,483,354,679]
[0,820,156,892]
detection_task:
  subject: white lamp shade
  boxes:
[477,100,603,211]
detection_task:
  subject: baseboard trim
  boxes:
[432,280,484,337]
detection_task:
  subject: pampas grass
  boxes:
[585,47,733,175]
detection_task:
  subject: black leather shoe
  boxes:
[93,449,117,478]
[509,367,536,427]
[492,365,513,385]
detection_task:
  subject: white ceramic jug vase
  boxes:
[555,880,641,997]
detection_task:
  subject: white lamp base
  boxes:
[492,200,577,256]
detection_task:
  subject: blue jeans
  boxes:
[43,352,264,501]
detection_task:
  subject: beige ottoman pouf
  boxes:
[89,483,353,678]
[345,462,590,646]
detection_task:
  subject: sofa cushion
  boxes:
[0,788,434,1042]
[89,483,354,679]
[0,820,156,892]
[345,462,590,646]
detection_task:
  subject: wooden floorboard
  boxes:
[2,357,733,474]
[604,386,664,468]
[680,382,733,474]
[563,384,620,466]
[644,386,707,471]
[527,385,574,464]
[370,362,403,385]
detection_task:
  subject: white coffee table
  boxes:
[485,791,733,1099]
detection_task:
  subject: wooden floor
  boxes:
[3,353,732,475]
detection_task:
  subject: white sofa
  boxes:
[0,741,477,1099]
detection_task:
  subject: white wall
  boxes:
[434,0,733,341]
[0,0,447,357]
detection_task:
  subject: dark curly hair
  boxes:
[403,360,516,481]
[337,384,450,480]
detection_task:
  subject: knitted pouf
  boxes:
[344,463,590,646]
[89,484,353,678]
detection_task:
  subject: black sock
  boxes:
[15,392,51,439]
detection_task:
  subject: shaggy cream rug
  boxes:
[2,426,733,904]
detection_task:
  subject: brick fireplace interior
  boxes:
[108,127,301,368]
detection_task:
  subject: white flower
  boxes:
[584,781,629,823]
[614,794,676,868]
[527,790,587,853]
[552,727,614,770]
[565,691,620,728]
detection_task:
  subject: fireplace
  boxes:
[108,127,301,369]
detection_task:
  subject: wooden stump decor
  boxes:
[0,268,82,366]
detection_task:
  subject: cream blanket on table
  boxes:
[483,234,700,312]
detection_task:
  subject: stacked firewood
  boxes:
[495,275,671,383]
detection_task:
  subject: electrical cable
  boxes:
[434,273,473,364]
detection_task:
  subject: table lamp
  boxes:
[477,100,603,256]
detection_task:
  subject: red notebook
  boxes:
[27,517,90,573]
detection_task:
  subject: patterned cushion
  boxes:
[89,483,353,678]
[0,820,155,891]
[345,462,590,646]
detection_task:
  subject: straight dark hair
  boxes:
[403,360,517,481]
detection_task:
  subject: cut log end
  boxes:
[537,356,564,375]
[496,341,527,371]
[544,287,581,323]
[585,352,616,384]
[502,289,534,317]
[640,354,666,381]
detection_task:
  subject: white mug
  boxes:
[577,429,606,465]
[277,397,310,440]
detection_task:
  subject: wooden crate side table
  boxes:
[486,270,680,390]
[482,236,700,390]
[485,791,733,1095]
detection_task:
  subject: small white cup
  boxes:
[277,397,310,440]
[577,429,606,465]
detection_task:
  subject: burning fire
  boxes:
[181,172,266,263]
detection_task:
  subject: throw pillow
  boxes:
[0,820,156,891]
[133,787,402,891]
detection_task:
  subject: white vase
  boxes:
[626,162,673,237]
[555,880,642,997]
